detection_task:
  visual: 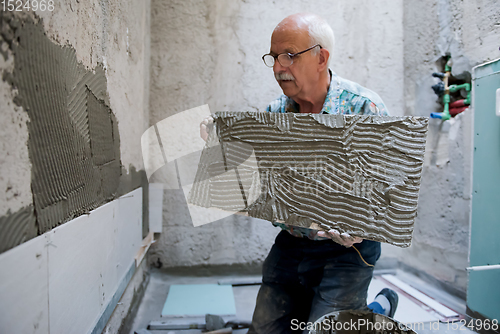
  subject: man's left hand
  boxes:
[317,229,363,248]
[200,115,214,141]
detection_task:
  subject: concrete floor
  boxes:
[129,269,476,334]
[129,270,256,334]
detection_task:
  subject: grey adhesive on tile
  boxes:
[188,112,429,247]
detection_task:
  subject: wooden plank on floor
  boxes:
[381,274,458,318]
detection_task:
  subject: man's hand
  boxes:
[200,115,214,141]
[317,229,363,248]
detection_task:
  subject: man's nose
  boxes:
[273,59,286,73]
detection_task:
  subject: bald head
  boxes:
[267,13,333,109]
[273,13,335,68]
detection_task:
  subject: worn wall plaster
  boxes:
[0,0,151,254]
[32,0,150,173]
[1,13,121,245]
[0,3,150,334]
[0,38,32,221]
[381,0,500,292]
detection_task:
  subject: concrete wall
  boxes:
[149,0,500,295]
[148,0,404,269]
[0,0,495,312]
[0,1,151,332]
[382,0,500,294]
[0,0,150,252]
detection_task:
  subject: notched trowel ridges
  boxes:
[1,13,121,237]
[188,112,429,247]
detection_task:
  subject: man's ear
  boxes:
[318,48,330,71]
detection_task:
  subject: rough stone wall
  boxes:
[0,0,150,251]
[149,0,404,268]
[381,0,500,293]
[0,16,32,230]
[34,0,151,178]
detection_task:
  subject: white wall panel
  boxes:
[0,188,143,334]
[0,234,49,334]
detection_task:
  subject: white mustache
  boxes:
[275,72,295,81]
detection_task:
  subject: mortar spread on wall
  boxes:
[0,12,121,253]
[189,112,429,247]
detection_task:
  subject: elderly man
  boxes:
[200,12,398,334]
[249,13,398,333]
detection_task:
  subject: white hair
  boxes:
[302,15,335,68]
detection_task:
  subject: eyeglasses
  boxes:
[262,44,321,68]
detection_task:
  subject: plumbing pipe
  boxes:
[449,106,468,116]
[466,264,500,272]
[432,72,446,79]
[450,99,466,108]
[430,88,451,120]
[431,61,453,120]
[430,111,451,120]
[430,59,471,120]
[430,91,452,120]
[432,82,445,96]
[449,83,471,105]
[448,99,468,116]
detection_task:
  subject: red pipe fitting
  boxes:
[450,99,466,108]
[449,106,468,116]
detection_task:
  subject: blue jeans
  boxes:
[248,230,381,334]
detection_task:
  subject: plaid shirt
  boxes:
[267,71,390,240]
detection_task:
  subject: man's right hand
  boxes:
[200,115,214,141]
[317,229,363,248]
